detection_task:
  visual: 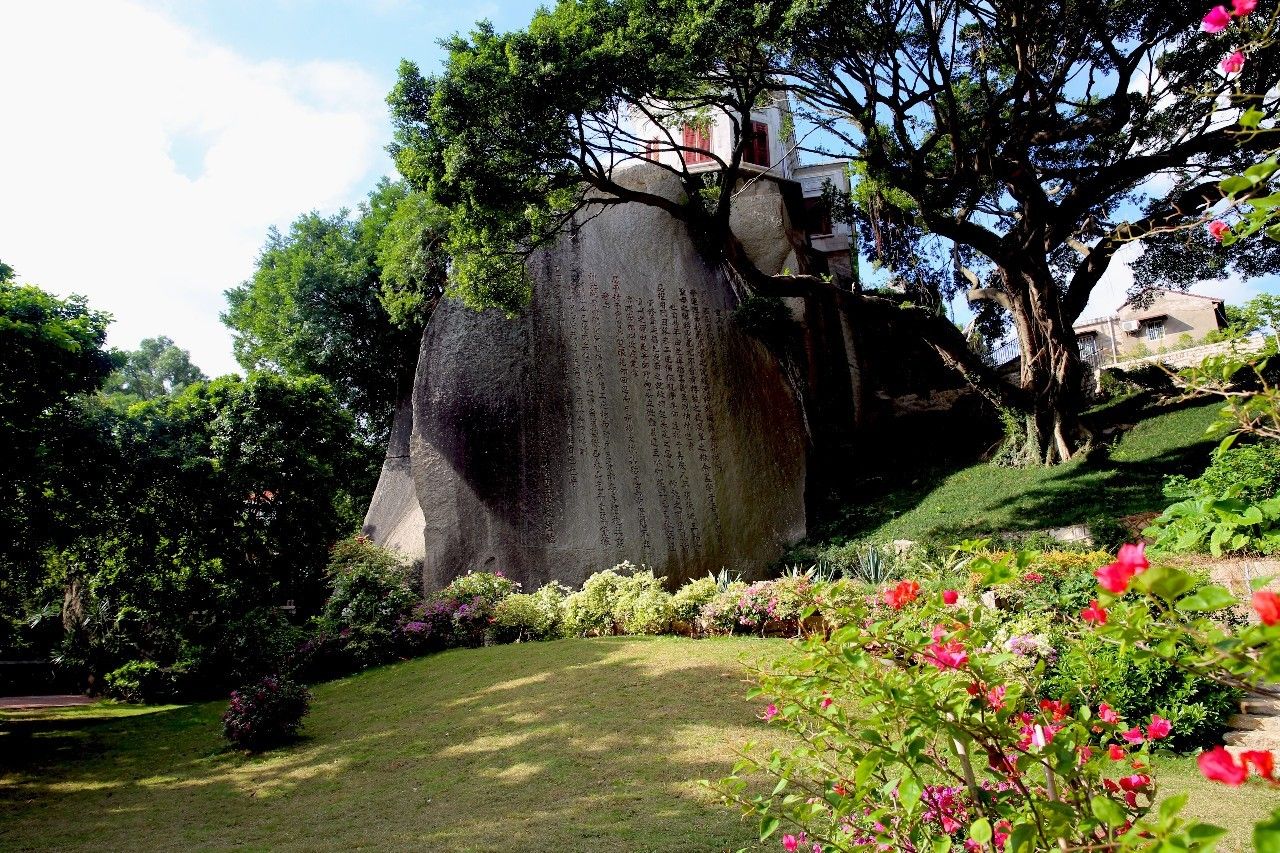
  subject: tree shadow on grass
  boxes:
[0,637,789,853]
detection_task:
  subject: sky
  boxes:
[0,0,1273,376]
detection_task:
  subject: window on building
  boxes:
[1078,335,1099,358]
[681,124,711,164]
[643,138,660,161]
[1145,319,1164,341]
[743,120,770,166]
[802,197,833,236]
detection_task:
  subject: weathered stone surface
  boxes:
[361,391,426,566]
[410,167,808,592]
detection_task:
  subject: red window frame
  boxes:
[682,124,712,164]
[744,120,770,167]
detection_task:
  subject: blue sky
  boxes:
[0,0,1271,375]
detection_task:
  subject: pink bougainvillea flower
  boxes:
[1241,750,1275,780]
[1109,744,1127,760]
[1253,590,1280,625]
[1118,773,1152,792]
[1081,600,1108,625]
[942,589,959,605]
[1199,746,1248,785]
[820,695,833,710]
[1096,562,1136,594]
[1099,703,1121,725]
[1121,726,1146,745]
[782,834,800,852]
[1030,723,1057,748]
[1079,745,1094,765]
[1147,715,1172,740]
[1116,542,1149,571]
[1233,0,1258,15]
[986,684,1007,711]
[762,703,779,722]
[1203,4,1232,30]
[1209,220,1230,241]
[926,640,969,670]
[883,580,921,610]
[1220,50,1246,74]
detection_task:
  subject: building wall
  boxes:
[1074,291,1225,363]
[794,162,853,282]
[627,97,799,180]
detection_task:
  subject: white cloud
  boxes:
[0,1,390,376]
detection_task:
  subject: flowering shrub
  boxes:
[437,570,519,646]
[672,576,719,626]
[563,566,632,636]
[490,582,570,643]
[700,580,749,634]
[712,540,1280,851]
[612,571,674,635]
[398,598,461,654]
[222,674,311,751]
[320,537,419,668]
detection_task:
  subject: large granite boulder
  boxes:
[409,167,808,591]
[361,391,426,567]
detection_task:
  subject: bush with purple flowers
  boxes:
[222,674,311,751]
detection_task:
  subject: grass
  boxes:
[1,637,1274,852]
[814,399,1224,546]
[0,637,791,853]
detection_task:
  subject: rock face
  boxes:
[361,391,426,567]
[409,167,808,591]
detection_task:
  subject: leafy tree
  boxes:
[102,336,206,404]
[0,280,114,622]
[222,180,446,444]
[388,0,1280,463]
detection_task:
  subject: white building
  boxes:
[625,97,856,284]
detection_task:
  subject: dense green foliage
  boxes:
[0,281,374,695]
[222,179,442,443]
[101,335,206,404]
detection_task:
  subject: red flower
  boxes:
[1098,703,1121,725]
[1253,590,1280,626]
[1116,542,1148,571]
[926,640,969,670]
[1199,746,1248,785]
[1121,726,1145,745]
[986,685,1007,711]
[1118,773,1151,792]
[1024,572,1044,583]
[1241,750,1275,781]
[883,580,921,610]
[1209,220,1230,241]
[1108,744,1127,760]
[1081,600,1108,625]
[942,589,959,605]
[1096,562,1136,594]
[1147,715,1172,740]
[1040,699,1070,722]
[1203,4,1232,30]
[1233,0,1257,15]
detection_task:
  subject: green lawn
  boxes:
[1,637,1272,852]
[822,400,1224,545]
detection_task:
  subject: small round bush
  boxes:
[699,581,747,635]
[440,571,518,608]
[672,576,718,624]
[489,583,569,643]
[398,598,461,655]
[222,674,311,751]
[1042,632,1238,751]
[104,660,179,704]
[563,566,632,636]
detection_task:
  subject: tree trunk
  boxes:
[1004,262,1089,465]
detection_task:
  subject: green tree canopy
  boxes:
[221,179,445,443]
[389,0,1280,463]
[102,336,206,404]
